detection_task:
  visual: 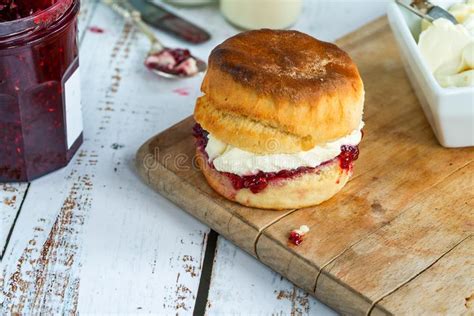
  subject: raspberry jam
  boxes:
[0,1,57,22]
[223,167,317,194]
[339,144,359,170]
[0,0,82,182]
[192,123,209,153]
[288,231,303,246]
[193,124,360,194]
[145,48,198,76]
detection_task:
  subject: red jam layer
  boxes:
[0,0,58,22]
[289,231,303,246]
[193,124,360,194]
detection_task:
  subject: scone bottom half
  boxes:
[192,29,364,210]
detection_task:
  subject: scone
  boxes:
[193,29,364,210]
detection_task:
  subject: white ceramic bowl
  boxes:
[387,1,474,148]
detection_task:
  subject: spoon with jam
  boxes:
[102,0,206,78]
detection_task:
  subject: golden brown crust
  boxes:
[194,29,364,154]
[197,149,351,210]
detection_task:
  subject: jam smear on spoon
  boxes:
[145,48,198,77]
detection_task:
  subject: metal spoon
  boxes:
[395,0,458,24]
[102,0,207,79]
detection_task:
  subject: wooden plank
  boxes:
[1,1,100,313]
[372,235,474,315]
[0,184,28,257]
[57,3,212,313]
[316,162,473,315]
[0,0,96,259]
[205,237,337,316]
[1,168,97,314]
[1,2,207,314]
[78,0,99,40]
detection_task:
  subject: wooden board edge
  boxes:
[136,139,153,186]
[256,232,375,315]
[256,233,319,294]
[135,138,261,257]
[315,267,378,316]
[315,161,474,316]
[256,231,376,315]
[370,235,474,316]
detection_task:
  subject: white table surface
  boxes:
[1,1,389,314]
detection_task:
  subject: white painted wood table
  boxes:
[1,1,389,314]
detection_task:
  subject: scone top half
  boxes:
[194,29,364,154]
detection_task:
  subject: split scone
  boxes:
[193,29,364,210]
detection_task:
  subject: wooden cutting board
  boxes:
[136,17,474,315]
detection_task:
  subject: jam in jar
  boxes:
[0,0,83,182]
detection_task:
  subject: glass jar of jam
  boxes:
[0,0,83,182]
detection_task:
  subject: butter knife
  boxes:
[128,0,211,43]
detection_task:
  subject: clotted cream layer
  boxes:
[205,122,364,176]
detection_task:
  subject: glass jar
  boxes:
[0,0,83,182]
[220,0,303,30]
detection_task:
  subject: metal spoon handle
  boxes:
[101,0,164,51]
[411,0,433,12]
[395,0,434,22]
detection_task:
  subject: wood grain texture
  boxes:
[316,162,473,315]
[0,0,97,310]
[2,1,209,314]
[0,0,96,259]
[137,17,474,315]
[68,4,209,314]
[2,170,94,314]
[0,184,28,256]
[205,237,337,316]
[1,2,100,312]
[372,236,474,315]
